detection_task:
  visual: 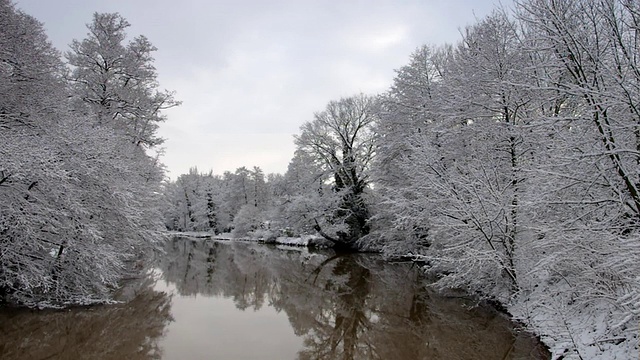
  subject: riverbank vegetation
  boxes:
[0,1,177,306]
[164,1,640,357]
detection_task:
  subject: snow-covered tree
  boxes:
[162,165,278,236]
[274,149,335,237]
[293,94,379,249]
[231,204,265,238]
[1,3,173,306]
[373,11,537,295]
[370,44,451,253]
[162,168,224,233]
[511,1,640,355]
[369,1,640,356]
[66,12,179,147]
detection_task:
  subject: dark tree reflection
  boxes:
[0,279,172,360]
[296,256,373,360]
[160,238,549,360]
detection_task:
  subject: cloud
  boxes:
[157,129,296,177]
[15,0,512,179]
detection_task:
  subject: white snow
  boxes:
[509,284,639,360]
[168,231,214,239]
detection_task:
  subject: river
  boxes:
[0,237,549,359]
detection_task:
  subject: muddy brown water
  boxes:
[0,237,550,359]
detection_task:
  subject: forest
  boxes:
[1,0,639,358]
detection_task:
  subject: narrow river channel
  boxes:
[0,237,550,359]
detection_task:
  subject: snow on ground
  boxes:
[213,232,233,240]
[509,287,639,360]
[273,236,310,246]
[171,231,333,248]
[272,235,330,247]
[167,231,213,239]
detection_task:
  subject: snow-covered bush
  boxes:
[370,1,640,357]
[231,205,264,238]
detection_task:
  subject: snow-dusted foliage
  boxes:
[372,1,640,357]
[273,149,342,238]
[512,1,640,357]
[231,204,266,238]
[153,0,637,356]
[162,166,277,237]
[288,94,379,249]
[1,3,172,307]
[162,168,221,232]
[373,11,535,295]
[66,12,179,147]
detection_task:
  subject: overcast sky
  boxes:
[15,0,510,179]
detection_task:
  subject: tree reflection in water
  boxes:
[0,279,172,360]
[160,238,549,360]
[298,255,373,359]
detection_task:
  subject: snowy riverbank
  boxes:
[168,231,333,248]
[508,284,638,359]
[408,255,638,359]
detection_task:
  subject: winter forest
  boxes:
[1,0,639,358]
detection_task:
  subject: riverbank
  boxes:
[168,231,333,247]
[410,256,637,360]
[508,282,637,360]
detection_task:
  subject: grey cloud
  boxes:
[15,0,512,178]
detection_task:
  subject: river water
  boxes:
[0,237,549,359]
